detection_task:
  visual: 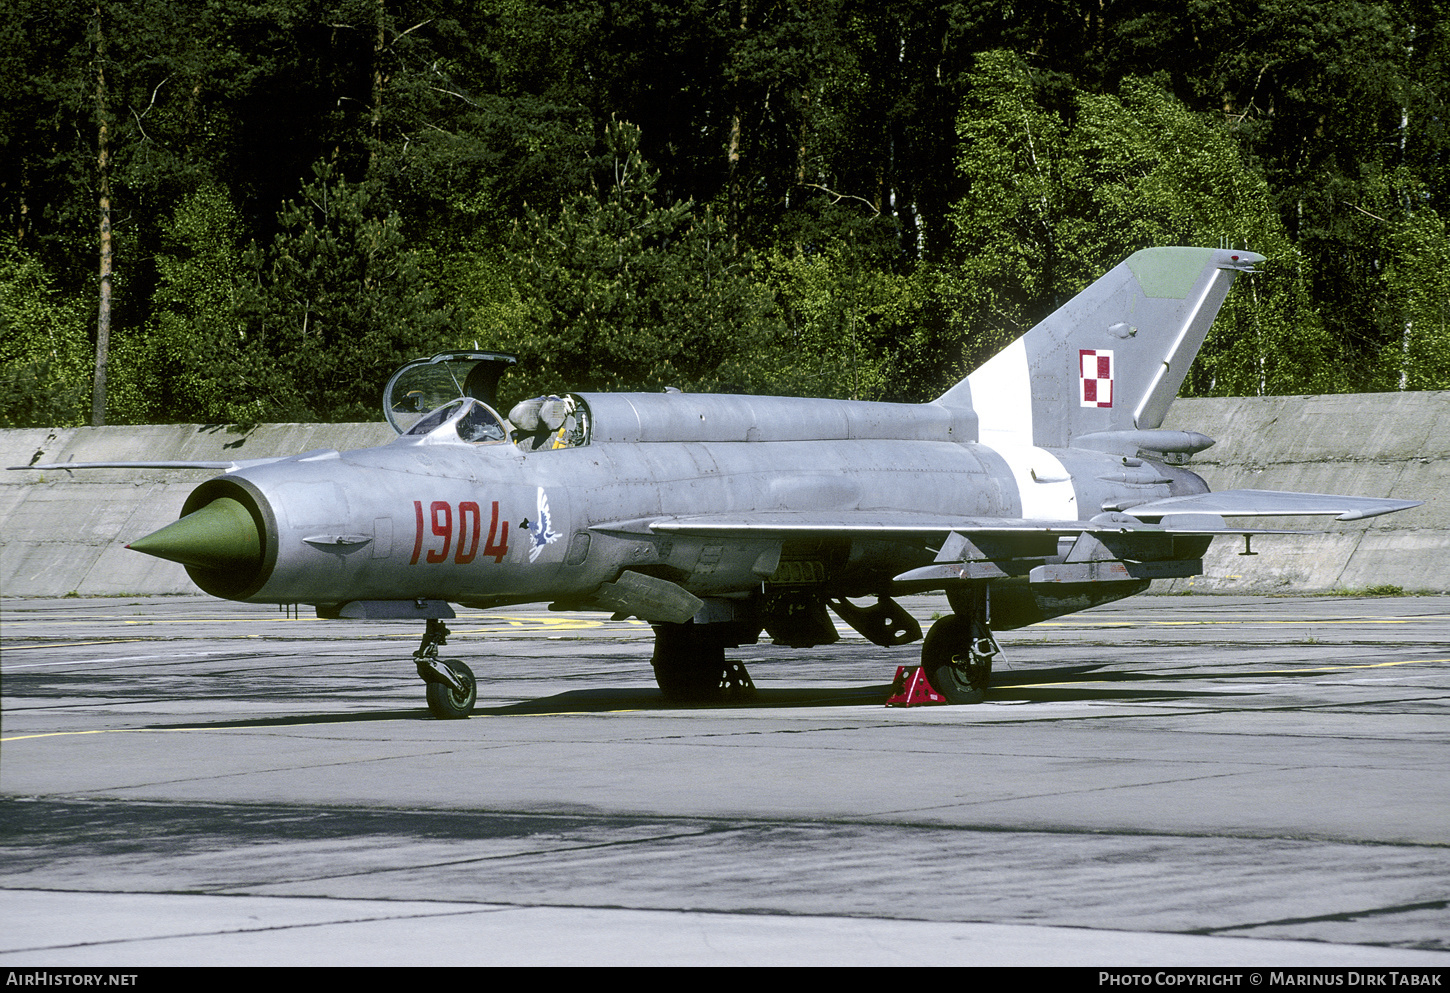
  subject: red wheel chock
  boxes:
[885,665,946,707]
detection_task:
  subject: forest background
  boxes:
[2,0,1447,427]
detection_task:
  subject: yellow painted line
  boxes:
[1010,658,1450,688]
[2,728,163,742]
[1256,658,1450,673]
[1040,617,1429,627]
[1,720,419,742]
[2,613,643,630]
[1,617,293,626]
[0,708,648,742]
[0,639,150,650]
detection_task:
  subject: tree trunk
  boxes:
[93,0,112,427]
[726,0,750,252]
[371,0,384,165]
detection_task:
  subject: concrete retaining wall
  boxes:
[1158,392,1449,593]
[1,392,1444,597]
[2,422,396,597]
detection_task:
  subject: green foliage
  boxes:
[1377,174,1450,390]
[488,120,781,402]
[947,50,1078,360]
[756,244,930,401]
[944,51,1338,395]
[109,185,248,423]
[0,240,90,427]
[2,1,1447,426]
[238,161,457,421]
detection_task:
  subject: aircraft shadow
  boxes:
[492,659,1291,711]
[146,710,431,730]
[141,664,1256,730]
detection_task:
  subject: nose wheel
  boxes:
[424,660,476,719]
[414,619,477,719]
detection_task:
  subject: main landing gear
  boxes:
[912,585,1002,705]
[414,618,476,719]
[651,621,756,703]
[919,612,1000,705]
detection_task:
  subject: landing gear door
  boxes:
[383,351,518,434]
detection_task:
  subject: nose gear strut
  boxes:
[414,618,476,718]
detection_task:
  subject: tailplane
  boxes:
[937,247,1263,449]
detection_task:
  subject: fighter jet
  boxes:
[33,247,1420,718]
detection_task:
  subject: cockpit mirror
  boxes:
[383,351,518,434]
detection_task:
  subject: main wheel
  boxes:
[651,623,728,703]
[920,615,991,705]
[425,659,476,719]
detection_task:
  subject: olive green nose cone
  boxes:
[128,497,261,570]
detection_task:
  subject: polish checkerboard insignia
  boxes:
[1079,349,1113,408]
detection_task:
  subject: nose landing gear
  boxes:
[414,618,476,719]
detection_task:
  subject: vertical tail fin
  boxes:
[937,247,1263,449]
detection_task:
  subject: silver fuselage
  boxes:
[190,397,1206,611]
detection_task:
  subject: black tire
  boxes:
[920,615,990,705]
[651,623,728,703]
[425,659,476,719]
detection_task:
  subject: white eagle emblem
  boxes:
[527,487,561,562]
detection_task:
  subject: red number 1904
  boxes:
[410,500,509,565]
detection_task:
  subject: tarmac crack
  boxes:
[209,826,734,891]
[1190,897,1450,937]
[868,764,1304,819]
[0,892,499,955]
[25,745,488,795]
